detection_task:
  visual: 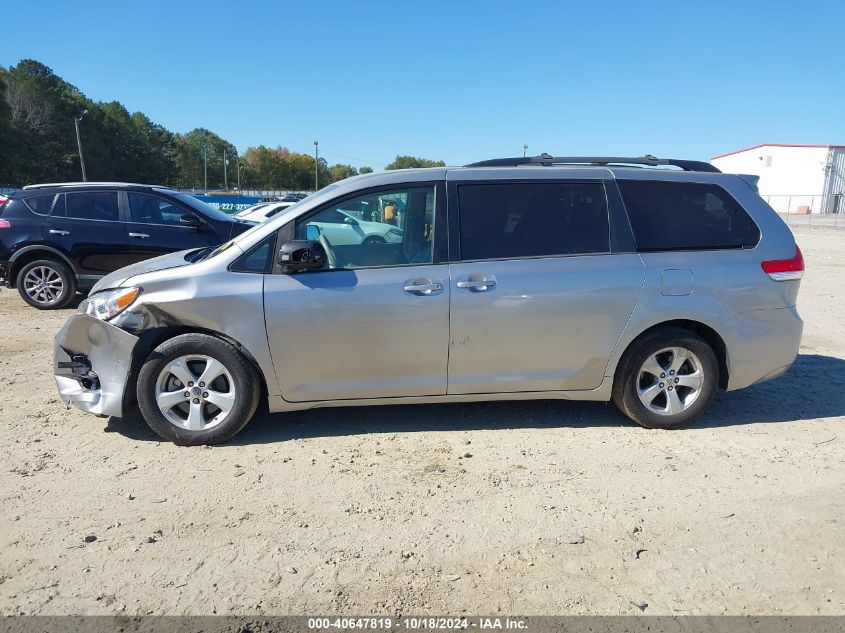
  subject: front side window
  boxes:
[458,182,610,260]
[617,180,760,251]
[129,192,189,225]
[294,185,435,269]
[65,191,120,222]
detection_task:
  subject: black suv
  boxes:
[0,183,255,309]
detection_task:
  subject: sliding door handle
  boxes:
[456,276,496,292]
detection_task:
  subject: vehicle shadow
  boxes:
[104,353,845,445]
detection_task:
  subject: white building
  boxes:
[711,144,845,214]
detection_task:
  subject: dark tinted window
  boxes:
[230,234,277,273]
[458,182,609,260]
[128,192,187,225]
[65,191,120,222]
[51,194,66,217]
[618,180,760,251]
[24,194,56,215]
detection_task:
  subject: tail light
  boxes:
[0,220,10,229]
[761,246,804,281]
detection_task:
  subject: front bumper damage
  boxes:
[54,314,139,418]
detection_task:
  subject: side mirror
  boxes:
[277,239,326,273]
[305,223,321,241]
[180,214,202,230]
[343,216,359,226]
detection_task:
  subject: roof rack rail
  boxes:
[22,181,169,190]
[465,154,721,173]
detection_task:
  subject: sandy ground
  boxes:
[0,227,843,617]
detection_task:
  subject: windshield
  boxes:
[168,192,241,223]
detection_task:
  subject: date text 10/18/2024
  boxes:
[307,617,528,630]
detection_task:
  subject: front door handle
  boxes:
[403,279,444,296]
[49,229,70,236]
[128,232,150,239]
[456,276,497,292]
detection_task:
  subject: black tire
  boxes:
[612,327,718,429]
[362,235,387,245]
[136,333,261,445]
[16,258,77,310]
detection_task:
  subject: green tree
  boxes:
[0,67,18,184]
[174,128,237,190]
[0,59,449,190]
[385,155,445,170]
[0,59,197,186]
[1,59,88,183]
[329,163,358,182]
[240,146,292,189]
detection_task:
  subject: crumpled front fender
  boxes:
[54,314,140,418]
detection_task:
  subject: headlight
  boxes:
[79,287,141,321]
[387,227,403,237]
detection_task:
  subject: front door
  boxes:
[124,192,214,263]
[447,180,645,393]
[264,183,450,402]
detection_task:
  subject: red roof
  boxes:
[712,144,845,160]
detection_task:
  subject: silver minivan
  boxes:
[54,155,804,445]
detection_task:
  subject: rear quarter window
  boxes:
[617,180,760,251]
[23,194,57,215]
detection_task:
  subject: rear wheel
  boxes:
[137,333,261,445]
[612,328,718,429]
[16,259,77,310]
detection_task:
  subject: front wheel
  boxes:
[136,334,261,445]
[612,328,718,429]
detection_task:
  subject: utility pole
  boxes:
[314,141,319,191]
[74,110,88,181]
[223,149,228,191]
[523,144,528,158]
[202,143,209,193]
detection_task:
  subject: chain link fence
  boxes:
[763,194,844,230]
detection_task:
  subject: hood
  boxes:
[230,219,256,239]
[90,249,197,293]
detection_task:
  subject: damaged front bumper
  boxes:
[54,313,139,418]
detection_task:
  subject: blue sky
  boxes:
[3,0,844,168]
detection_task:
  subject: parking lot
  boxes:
[0,226,843,616]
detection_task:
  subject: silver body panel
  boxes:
[264,264,450,401]
[54,314,139,418]
[54,166,803,420]
[448,255,645,393]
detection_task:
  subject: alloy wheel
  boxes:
[154,354,236,431]
[636,346,704,416]
[23,265,64,306]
